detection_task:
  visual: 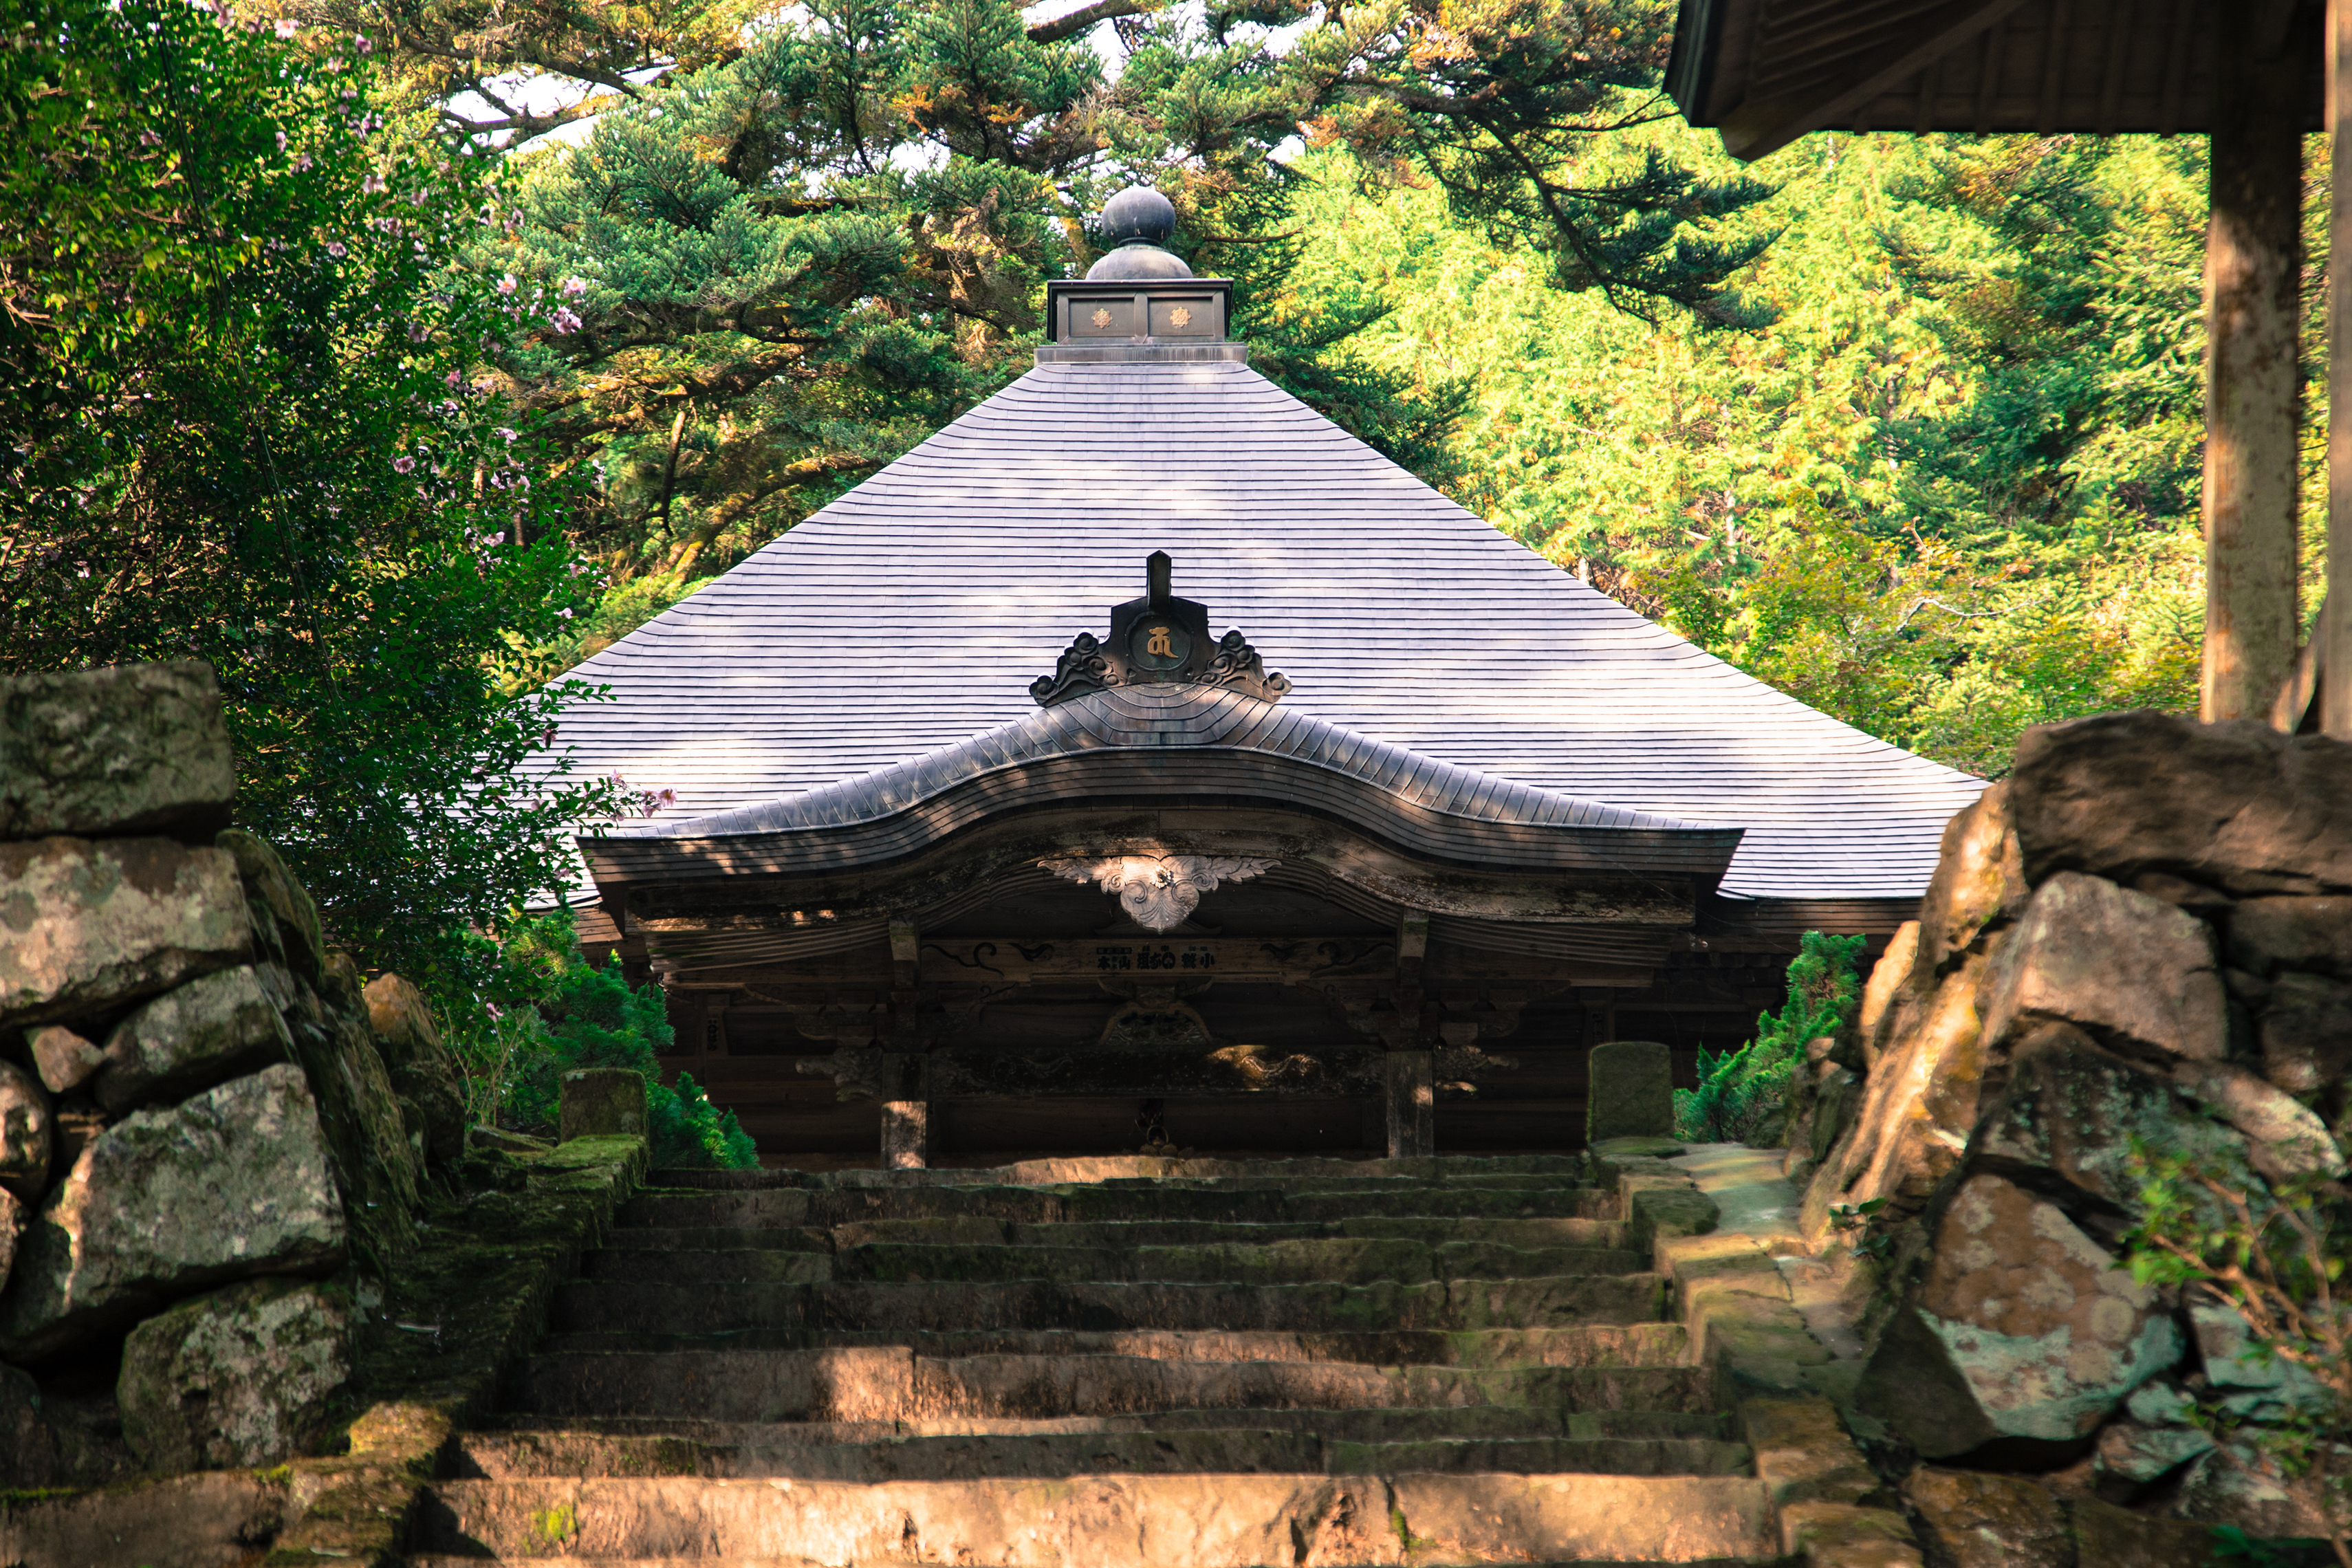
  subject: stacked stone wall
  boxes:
[1794,708,2352,1539]
[0,662,468,1485]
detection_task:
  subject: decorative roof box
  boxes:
[1044,186,1233,353]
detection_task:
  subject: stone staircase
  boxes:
[409,1154,1794,1565]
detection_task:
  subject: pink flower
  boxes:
[549,307,582,335]
[325,241,347,258]
[446,368,464,389]
[274,17,297,37]
[562,277,587,298]
[275,130,288,153]
[392,455,415,473]
[496,274,517,296]
[362,173,385,194]
[496,426,517,443]
[353,32,371,52]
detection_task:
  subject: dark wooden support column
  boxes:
[2203,4,2306,721]
[1386,914,1433,1157]
[883,919,928,1167]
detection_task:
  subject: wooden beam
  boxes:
[2202,8,2307,721]
[2034,0,2071,134]
[2329,0,2352,738]
[1384,1051,1434,1157]
[1719,0,2032,160]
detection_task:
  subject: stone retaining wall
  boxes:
[0,662,467,1485]
[1796,709,2352,1542]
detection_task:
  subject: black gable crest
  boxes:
[1031,552,1290,708]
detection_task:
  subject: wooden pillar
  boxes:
[2327,0,2352,736]
[1385,913,1433,1157]
[1384,1050,1433,1159]
[882,919,928,1168]
[2203,8,2305,721]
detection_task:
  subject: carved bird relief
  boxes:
[1040,854,1276,933]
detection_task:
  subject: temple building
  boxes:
[552,189,1985,1167]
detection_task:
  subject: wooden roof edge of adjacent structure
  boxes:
[1670,0,2320,162]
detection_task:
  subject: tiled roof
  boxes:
[554,355,1984,906]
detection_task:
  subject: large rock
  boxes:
[364,972,467,1164]
[2255,970,2352,1094]
[1977,872,2225,1063]
[561,1067,649,1142]
[1972,1033,2260,1218]
[94,965,291,1114]
[0,838,250,1030]
[1913,785,2026,990]
[1855,920,1919,1072]
[0,662,235,841]
[26,1023,105,1094]
[0,1186,22,1298]
[2171,1059,2342,1179]
[1799,948,1992,1239]
[118,1276,351,1471]
[280,955,419,1269]
[1858,1172,2181,1460]
[1901,1467,2068,1568]
[0,1058,50,1199]
[216,829,324,984]
[0,1063,345,1359]
[2007,709,2352,895]
[2226,894,2352,979]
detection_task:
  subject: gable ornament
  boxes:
[1041,853,1277,933]
[1031,550,1289,707]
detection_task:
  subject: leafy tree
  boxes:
[1287,131,2214,776]
[1673,930,1865,1145]
[248,0,1770,605]
[0,0,630,971]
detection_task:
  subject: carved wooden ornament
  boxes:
[1040,853,1276,932]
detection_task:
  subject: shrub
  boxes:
[1673,930,1868,1145]
[438,908,757,1168]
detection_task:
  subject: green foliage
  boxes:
[1287,132,2224,776]
[0,0,631,971]
[439,910,757,1169]
[2124,1130,2352,1559]
[1674,930,1866,1146]
[252,0,1772,610]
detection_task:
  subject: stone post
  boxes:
[1384,1050,1433,1158]
[560,1068,647,1143]
[1586,1040,1674,1143]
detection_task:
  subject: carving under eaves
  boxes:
[1042,853,1276,933]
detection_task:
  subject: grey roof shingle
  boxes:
[552,356,1985,904]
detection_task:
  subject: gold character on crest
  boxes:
[1091,308,1113,328]
[1146,625,1175,657]
[1169,307,1192,329]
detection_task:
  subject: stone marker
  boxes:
[560,1068,647,1142]
[1586,1040,1673,1142]
[118,1276,352,1471]
[0,662,236,841]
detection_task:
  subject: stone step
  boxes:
[511,1349,1717,1424]
[600,1215,1631,1252]
[648,1153,1599,1188]
[477,1406,1734,1445]
[579,1239,1648,1289]
[453,1425,1750,1481]
[551,1274,1670,1335]
[413,1471,1775,1562]
[624,1185,1614,1230]
[530,1324,1688,1366]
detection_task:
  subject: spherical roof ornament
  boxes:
[1085,186,1195,281]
